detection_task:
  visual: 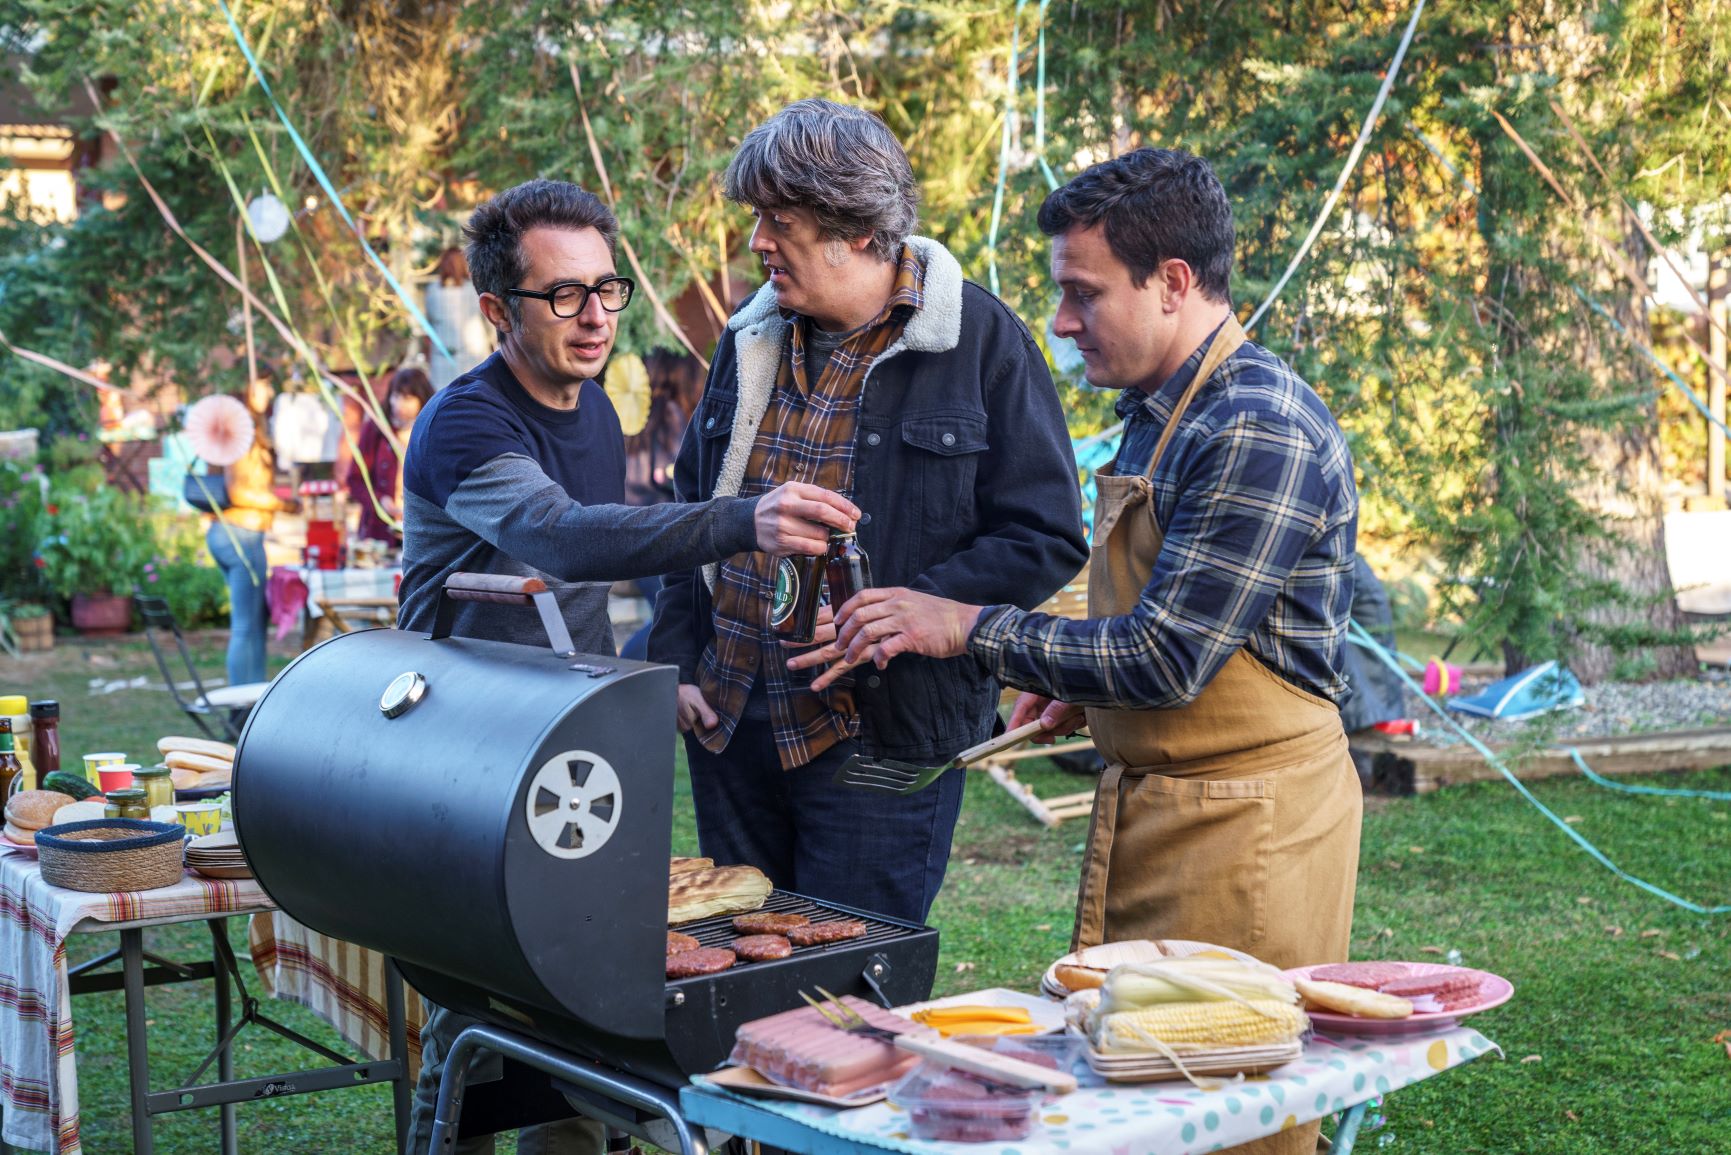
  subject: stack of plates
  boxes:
[1041,939,1264,999]
[1085,1038,1304,1083]
[185,830,252,880]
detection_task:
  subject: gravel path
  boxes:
[1411,674,1731,748]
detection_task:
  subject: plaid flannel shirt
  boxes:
[696,246,926,769]
[971,326,1357,709]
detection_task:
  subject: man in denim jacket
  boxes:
[649,100,1086,924]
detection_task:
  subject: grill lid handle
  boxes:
[428,572,578,658]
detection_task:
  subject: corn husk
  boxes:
[667,864,772,924]
[670,856,714,876]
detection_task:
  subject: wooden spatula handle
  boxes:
[954,719,1051,768]
[894,1034,1078,1094]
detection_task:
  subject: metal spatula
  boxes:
[833,719,1050,795]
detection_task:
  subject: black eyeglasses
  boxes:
[505,276,636,318]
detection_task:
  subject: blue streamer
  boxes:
[1572,287,1731,441]
[215,0,452,362]
[1566,748,1731,801]
[1348,619,1731,914]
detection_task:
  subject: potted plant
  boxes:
[37,488,156,635]
[8,602,53,653]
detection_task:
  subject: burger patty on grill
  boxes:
[666,947,736,979]
[787,920,867,947]
[733,912,810,936]
[732,934,793,962]
[667,931,701,955]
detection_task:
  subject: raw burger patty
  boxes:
[667,931,701,955]
[787,920,868,947]
[732,934,793,962]
[733,912,810,935]
[666,948,736,979]
[1379,971,1482,1006]
[1311,962,1413,990]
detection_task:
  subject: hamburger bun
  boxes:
[3,821,37,846]
[158,736,237,761]
[1296,978,1414,1019]
[5,790,76,831]
[1054,964,1109,992]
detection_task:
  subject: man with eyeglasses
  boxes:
[397,178,858,1155]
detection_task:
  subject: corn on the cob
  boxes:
[667,865,772,924]
[1098,958,1298,1016]
[1092,999,1308,1053]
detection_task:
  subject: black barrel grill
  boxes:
[232,574,940,1093]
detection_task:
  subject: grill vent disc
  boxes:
[524,750,623,859]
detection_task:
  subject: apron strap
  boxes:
[1141,315,1248,479]
[1072,761,1128,951]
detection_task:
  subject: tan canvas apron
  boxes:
[1072,318,1361,1152]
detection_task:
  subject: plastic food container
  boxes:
[890,1063,1045,1143]
[954,1032,1085,1073]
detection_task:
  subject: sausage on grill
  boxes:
[732,912,810,936]
[787,919,867,947]
[732,934,793,962]
[667,931,701,955]
[666,947,736,979]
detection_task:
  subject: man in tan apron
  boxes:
[796,147,1361,1155]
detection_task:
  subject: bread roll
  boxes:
[171,768,203,791]
[3,822,36,845]
[158,736,237,761]
[165,751,233,775]
[1296,978,1414,1019]
[5,790,76,831]
[1055,964,1108,992]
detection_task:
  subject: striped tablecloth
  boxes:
[249,912,427,1084]
[0,846,273,1155]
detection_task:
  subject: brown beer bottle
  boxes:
[770,554,827,644]
[824,530,873,609]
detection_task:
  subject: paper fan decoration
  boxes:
[184,394,256,466]
[604,352,652,436]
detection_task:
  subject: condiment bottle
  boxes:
[0,719,24,799]
[824,530,873,610]
[28,701,59,777]
[770,554,827,645]
[0,696,33,791]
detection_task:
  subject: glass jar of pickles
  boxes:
[132,765,175,810]
[103,788,150,820]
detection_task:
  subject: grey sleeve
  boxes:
[443,453,760,582]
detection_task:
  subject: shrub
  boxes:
[143,558,229,629]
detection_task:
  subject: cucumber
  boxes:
[42,771,101,801]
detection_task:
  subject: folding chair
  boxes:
[134,591,270,742]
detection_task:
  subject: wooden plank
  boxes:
[984,765,1060,828]
[1351,727,1731,794]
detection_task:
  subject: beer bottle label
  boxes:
[771,557,800,627]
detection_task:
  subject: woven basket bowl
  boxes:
[37,819,186,893]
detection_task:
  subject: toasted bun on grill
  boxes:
[158,736,237,761]
[1054,964,1108,992]
[1296,978,1414,1019]
[164,751,233,775]
[668,864,773,925]
[670,856,714,876]
[5,790,76,832]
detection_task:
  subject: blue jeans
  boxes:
[620,574,663,661]
[206,523,268,686]
[683,719,967,924]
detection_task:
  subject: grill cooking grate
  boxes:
[670,892,918,963]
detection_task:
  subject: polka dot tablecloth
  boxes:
[682,1026,1500,1155]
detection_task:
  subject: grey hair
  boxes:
[724,99,918,263]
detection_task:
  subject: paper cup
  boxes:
[174,803,224,837]
[97,764,139,793]
[83,752,127,787]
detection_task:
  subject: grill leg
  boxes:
[385,961,411,1155]
[426,1029,480,1154]
[121,929,155,1155]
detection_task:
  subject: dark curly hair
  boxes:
[1037,148,1234,302]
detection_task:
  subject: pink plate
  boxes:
[1284,962,1514,1037]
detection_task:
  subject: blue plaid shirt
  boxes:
[970,325,1357,709]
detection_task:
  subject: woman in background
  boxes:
[620,351,703,660]
[208,376,295,686]
[349,366,434,545]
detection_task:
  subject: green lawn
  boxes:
[3,635,1727,1152]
